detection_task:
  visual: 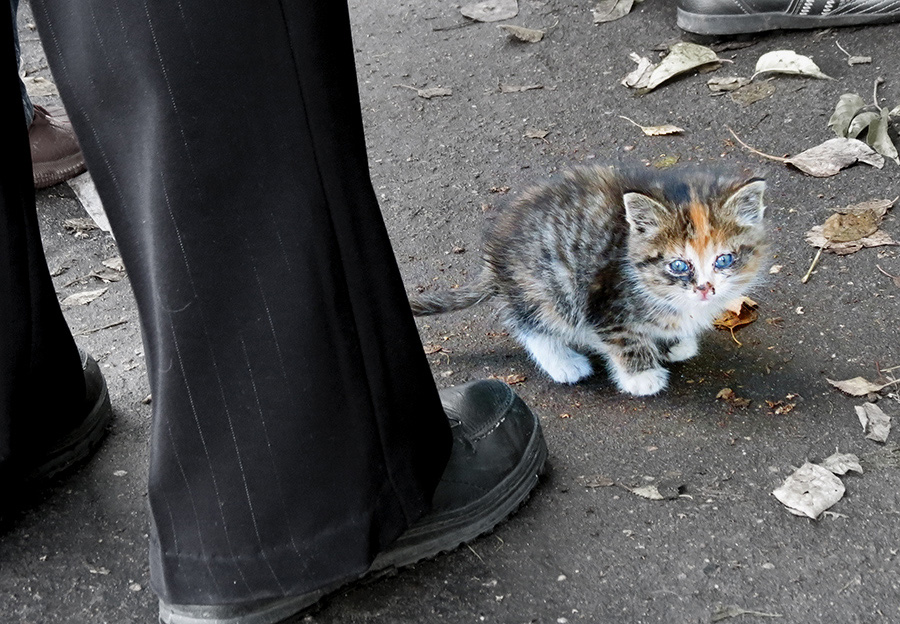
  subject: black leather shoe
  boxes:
[20,349,113,483]
[677,0,900,34]
[158,379,548,624]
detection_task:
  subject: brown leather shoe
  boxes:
[29,104,86,189]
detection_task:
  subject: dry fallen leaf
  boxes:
[752,50,831,80]
[856,402,892,443]
[827,376,890,396]
[828,93,867,137]
[62,287,109,307]
[787,137,884,177]
[728,129,884,178]
[505,373,527,385]
[867,108,900,165]
[619,115,684,136]
[773,462,845,519]
[497,24,544,42]
[805,198,897,254]
[713,297,758,345]
[460,0,518,22]
[630,484,664,500]
[806,227,898,254]
[622,42,721,93]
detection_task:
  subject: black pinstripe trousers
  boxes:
[4,0,452,605]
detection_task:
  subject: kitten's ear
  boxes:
[723,180,766,226]
[623,192,668,235]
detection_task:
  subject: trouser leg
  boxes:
[0,3,84,487]
[30,0,452,604]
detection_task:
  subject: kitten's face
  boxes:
[624,180,767,312]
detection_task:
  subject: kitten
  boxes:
[410,164,767,396]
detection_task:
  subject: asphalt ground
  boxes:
[5,1,900,622]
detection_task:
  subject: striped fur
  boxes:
[408,164,767,395]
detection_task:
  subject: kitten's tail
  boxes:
[409,272,494,316]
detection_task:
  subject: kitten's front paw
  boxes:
[615,367,669,396]
[665,337,699,363]
[541,351,594,384]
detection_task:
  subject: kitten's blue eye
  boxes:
[668,259,691,274]
[714,254,735,270]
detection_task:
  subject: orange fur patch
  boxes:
[688,200,713,252]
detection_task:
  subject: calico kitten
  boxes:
[410,164,767,396]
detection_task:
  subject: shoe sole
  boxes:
[33,153,87,189]
[370,415,548,571]
[676,8,900,34]
[159,405,549,624]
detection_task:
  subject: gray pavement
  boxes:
[5,1,900,622]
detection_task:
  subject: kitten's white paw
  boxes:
[666,337,699,362]
[541,351,594,384]
[520,333,593,384]
[615,367,669,396]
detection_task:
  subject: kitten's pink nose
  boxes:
[694,282,715,300]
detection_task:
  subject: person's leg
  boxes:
[678,0,900,35]
[0,2,102,494]
[30,0,455,606]
[10,0,32,125]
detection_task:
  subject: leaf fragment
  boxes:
[622,42,721,93]
[716,387,751,408]
[822,211,879,243]
[592,0,635,24]
[101,256,125,272]
[497,24,544,42]
[707,76,749,93]
[396,84,453,99]
[772,462,845,519]
[856,402,892,443]
[712,605,783,622]
[752,50,831,80]
[821,452,863,475]
[730,81,776,106]
[460,0,518,22]
[524,128,549,140]
[498,83,543,93]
